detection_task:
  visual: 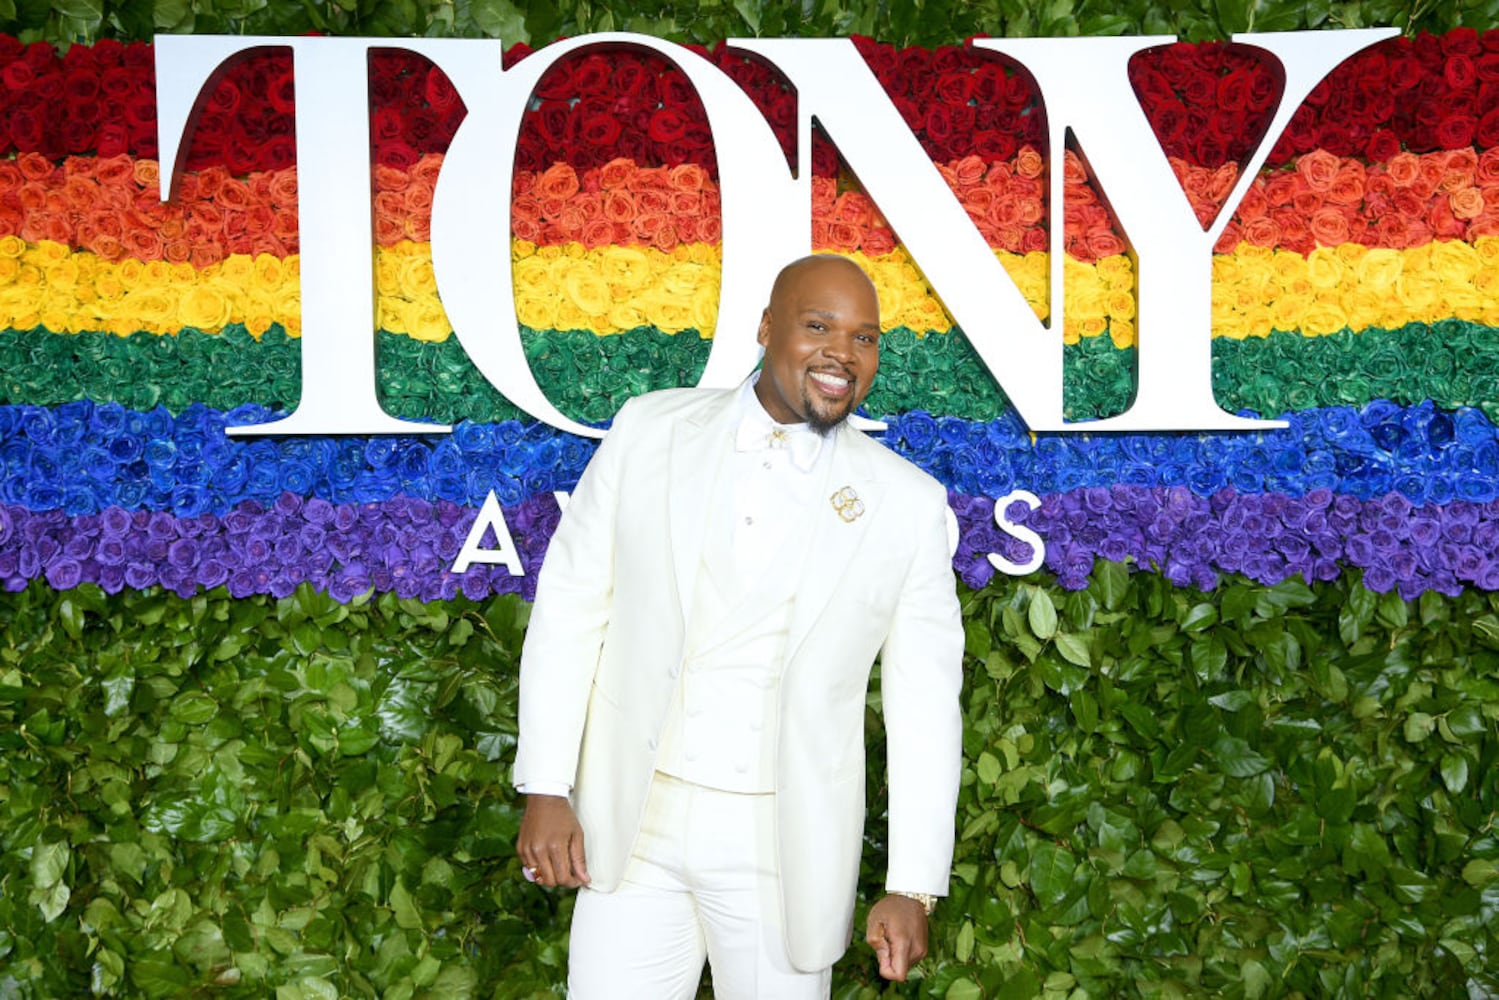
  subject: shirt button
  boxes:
[744,516,754,525]
[763,461,772,470]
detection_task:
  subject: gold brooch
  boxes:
[829,486,865,523]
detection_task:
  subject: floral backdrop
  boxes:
[2,31,1499,607]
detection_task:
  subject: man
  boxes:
[513,254,963,998]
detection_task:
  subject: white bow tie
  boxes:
[734,413,823,472]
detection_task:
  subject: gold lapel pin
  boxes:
[829,486,865,523]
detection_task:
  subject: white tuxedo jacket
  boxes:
[514,387,963,971]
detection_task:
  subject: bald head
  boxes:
[767,254,879,315]
[754,254,882,434]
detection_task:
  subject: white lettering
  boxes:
[155,36,450,437]
[451,490,526,575]
[989,490,1045,576]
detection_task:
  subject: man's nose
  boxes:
[823,334,855,361]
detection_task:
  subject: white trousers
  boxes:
[567,772,832,999]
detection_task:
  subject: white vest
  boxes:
[655,452,816,793]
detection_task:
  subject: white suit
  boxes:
[513,386,963,972]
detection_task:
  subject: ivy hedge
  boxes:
[2,564,1496,997]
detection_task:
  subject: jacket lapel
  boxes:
[784,427,886,665]
[666,391,739,627]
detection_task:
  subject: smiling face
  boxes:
[754,256,881,435]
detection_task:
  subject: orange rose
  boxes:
[1443,148,1477,188]
[410,154,443,188]
[189,242,224,269]
[861,227,895,256]
[558,204,589,239]
[1263,173,1298,207]
[122,229,164,260]
[599,158,635,190]
[581,218,615,249]
[217,178,251,211]
[249,173,277,203]
[811,220,830,248]
[374,212,404,245]
[810,178,836,213]
[132,158,160,189]
[403,184,433,215]
[1475,149,1499,186]
[512,196,544,227]
[373,191,404,241]
[1308,206,1350,246]
[17,152,54,182]
[1021,227,1048,253]
[1207,162,1238,204]
[832,192,871,226]
[1326,163,1366,206]
[536,163,581,200]
[1451,187,1486,220]
[1292,189,1323,216]
[17,183,46,213]
[637,189,670,215]
[268,170,298,206]
[602,190,635,223]
[160,214,186,240]
[1061,149,1087,184]
[1295,149,1339,192]
[1086,229,1126,258]
[670,191,700,215]
[1015,197,1043,226]
[1015,146,1043,179]
[540,195,566,219]
[374,163,409,194]
[952,154,986,187]
[194,166,227,201]
[668,163,706,193]
[1240,216,1280,248]
[652,222,679,253]
[94,155,133,187]
[825,222,860,251]
[38,216,73,244]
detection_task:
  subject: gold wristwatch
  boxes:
[890,891,938,915]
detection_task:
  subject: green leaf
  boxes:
[1208,690,1254,712]
[470,0,528,40]
[1440,753,1469,794]
[1461,860,1498,887]
[50,0,102,18]
[1212,736,1269,777]
[1092,559,1129,610]
[1054,632,1091,667]
[1028,589,1058,640]
[1028,843,1077,907]
[1404,712,1436,743]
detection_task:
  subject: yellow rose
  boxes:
[512,239,538,260]
[251,253,284,290]
[1354,247,1403,291]
[1109,318,1136,349]
[1473,265,1499,299]
[514,292,558,331]
[608,300,650,331]
[129,288,175,332]
[600,246,653,291]
[399,251,437,299]
[1394,273,1439,319]
[1105,290,1136,321]
[1428,239,1479,285]
[406,299,451,342]
[1302,299,1349,335]
[180,284,232,331]
[1269,289,1312,333]
[375,295,404,333]
[30,240,69,265]
[1341,288,1387,330]
[1304,246,1347,289]
[244,310,277,338]
[374,252,403,297]
[1473,236,1499,265]
[218,254,254,285]
[688,283,719,333]
[561,263,612,321]
[0,234,25,258]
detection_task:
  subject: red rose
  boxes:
[659,69,696,109]
[532,99,573,146]
[972,129,1016,161]
[2,60,35,92]
[612,60,658,103]
[1387,50,1424,91]
[924,104,954,142]
[1446,54,1476,91]
[647,107,689,144]
[571,53,612,95]
[1365,129,1402,161]
[534,62,577,101]
[1445,27,1481,57]
[376,140,419,171]
[971,63,1006,105]
[263,135,295,171]
[1437,113,1477,148]
[935,71,973,105]
[579,112,622,147]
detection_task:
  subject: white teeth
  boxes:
[810,371,850,388]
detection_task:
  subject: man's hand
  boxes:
[517,794,591,888]
[865,894,929,981]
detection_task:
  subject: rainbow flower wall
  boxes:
[2,33,1499,604]
[5,27,1499,997]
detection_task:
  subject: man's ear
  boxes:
[756,308,771,346]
